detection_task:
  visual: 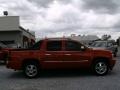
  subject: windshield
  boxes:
[91,41,106,47]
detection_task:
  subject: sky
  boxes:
[0,0,120,39]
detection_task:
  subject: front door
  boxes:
[63,40,90,69]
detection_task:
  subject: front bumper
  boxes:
[109,58,116,70]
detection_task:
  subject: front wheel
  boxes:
[93,60,109,76]
[23,62,39,78]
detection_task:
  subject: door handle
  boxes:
[65,54,71,56]
[45,54,51,56]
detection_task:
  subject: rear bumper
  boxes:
[6,60,22,70]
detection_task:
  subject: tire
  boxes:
[92,60,109,76]
[23,62,39,78]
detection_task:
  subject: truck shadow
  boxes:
[40,70,92,78]
[8,69,117,79]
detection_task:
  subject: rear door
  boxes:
[42,40,64,69]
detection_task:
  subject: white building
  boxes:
[0,16,35,48]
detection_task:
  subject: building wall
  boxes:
[0,16,19,31]
[0,16,35,48]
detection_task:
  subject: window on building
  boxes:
[47,41,62,51]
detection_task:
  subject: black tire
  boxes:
[23,62,39,78]
[92,60,109,76]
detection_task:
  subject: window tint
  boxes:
[47,41,62,51]
[29,40,43,50]
[65,41,81,51]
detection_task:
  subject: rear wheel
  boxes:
[23,62,39,78]
[92,60,109,75]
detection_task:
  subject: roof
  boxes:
[19,26,35,37]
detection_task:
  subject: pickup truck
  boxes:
[6,38,116,78]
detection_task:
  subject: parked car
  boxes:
[89,40,118,57]
[6,38,116,78]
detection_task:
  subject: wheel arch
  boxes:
[91,57,110,66]
[22,58,40,69]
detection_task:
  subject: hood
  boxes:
[90,47,107,50]
[89,47,113,57]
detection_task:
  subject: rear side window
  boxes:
[47,41,62,51]
[29,40,43,50]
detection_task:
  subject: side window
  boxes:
[47,41,62,51]
[65,41,81,51]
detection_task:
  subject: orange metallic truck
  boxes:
[6,38,116,78]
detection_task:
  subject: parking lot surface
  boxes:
[0,50,120,90]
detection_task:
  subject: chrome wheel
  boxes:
[25,64,38,78]
[95,62,107,75]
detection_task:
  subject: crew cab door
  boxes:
[63,40,91,68]
[42,40,64,69]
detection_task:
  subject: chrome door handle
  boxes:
[65,54,71,56]
[45,54,51,56]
